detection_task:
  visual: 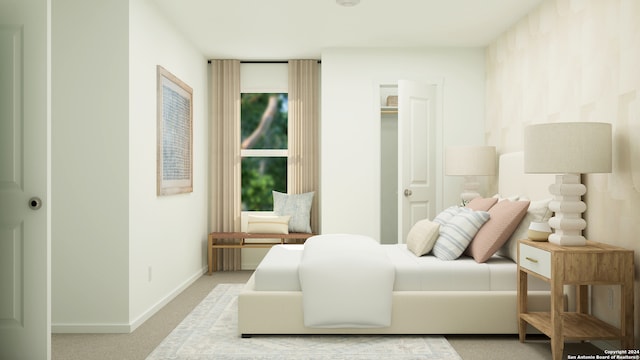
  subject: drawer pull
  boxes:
[525,257,539,263]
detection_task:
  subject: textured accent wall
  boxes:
[486,0,639,342]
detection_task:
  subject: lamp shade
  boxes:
[524,122,612,174]
[445,146,496,176]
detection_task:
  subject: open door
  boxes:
[0,0,51,358]
[397,80,436,243]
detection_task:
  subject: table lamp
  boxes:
[524,122,612,246]
[445,146,496,204]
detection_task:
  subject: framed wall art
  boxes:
[157,65,193,196]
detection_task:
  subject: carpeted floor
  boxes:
[52,271,608,360]
[147,283,460,359]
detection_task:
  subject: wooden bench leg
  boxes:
[207,233,313,273]
[207,235,214,275]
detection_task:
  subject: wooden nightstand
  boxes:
[517,239,634,360]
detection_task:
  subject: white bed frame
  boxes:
[238,152,558,336]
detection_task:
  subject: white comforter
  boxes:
[298,234,395,328]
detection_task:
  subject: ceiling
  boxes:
[150,0,543,60]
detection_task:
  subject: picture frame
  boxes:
[157,65,193,196]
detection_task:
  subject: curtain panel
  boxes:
[210,59,242,271]
[288,60,320,233]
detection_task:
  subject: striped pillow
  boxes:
[247,215,291,234]
[433,208,490,260]
[432,206,462,226]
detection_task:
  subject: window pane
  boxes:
[241,93,288,150]
[241,157,287,211]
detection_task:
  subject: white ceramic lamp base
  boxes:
[547,174,587,246]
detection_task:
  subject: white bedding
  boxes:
[254,245,303,291]
[254,243,549,292]
[298,234,395,328]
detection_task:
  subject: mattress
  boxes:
[254,245,303,291]
[254,244,549,292]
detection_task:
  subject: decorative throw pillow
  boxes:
[497,198,552,261]
[492,194,520,202]
[406,219,440,256]
[432,208,490,261]
[432,206,462,226]
[465,200,530,263]
[247,215,291,234]
[273,191,314,233]
[466,197,498,211]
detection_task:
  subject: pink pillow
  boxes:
[465,197,498,211]
[466,200,530,263]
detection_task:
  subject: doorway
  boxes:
[380,85,399,244]
[379,81,438,245]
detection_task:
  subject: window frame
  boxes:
[241,149,288,157]
[240,63,289,212]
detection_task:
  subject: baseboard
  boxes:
[129,266,207,332]
[241,262,259,270]
[51,323,131,334]
[52,266,207,334]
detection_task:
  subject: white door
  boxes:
[0,0,50,358]
[397,80,436,243]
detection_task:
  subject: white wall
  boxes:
[128,0,208,329]
[52,0,208,332]
[52,0,131,331]
[320,48,486,241]
[486,0,640,344]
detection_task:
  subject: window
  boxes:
[240,93,288,210]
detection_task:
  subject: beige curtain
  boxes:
[288,60,320,233]
[210,59,242,271]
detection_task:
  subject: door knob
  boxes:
[28,197,42,210]
[404,189,412,197]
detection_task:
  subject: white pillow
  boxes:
[406,219,440,256]
[432,208,490,261]
[492,194,520,202]
[273,191,314,233]
[247,215,291,234]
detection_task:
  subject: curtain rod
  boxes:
[207,60,321,64]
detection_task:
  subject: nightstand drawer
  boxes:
[519,243,551,278]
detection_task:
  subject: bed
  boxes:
[238,152,562,336]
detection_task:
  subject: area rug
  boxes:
[146,283,461,360]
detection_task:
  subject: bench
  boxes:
[207,232,314,274]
